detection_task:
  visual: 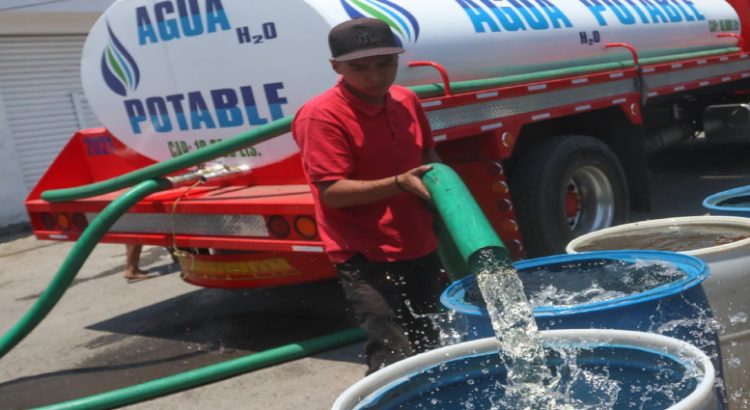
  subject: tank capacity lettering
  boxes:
[123,83,288,134]
[167,138,260,158]
[457,0,706,33]
[709,19,740,33]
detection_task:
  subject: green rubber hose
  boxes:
[34,327,365,410]
[0,178,172,359]
[422,163,509,280]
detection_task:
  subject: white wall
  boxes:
[0,3,113,229]
[0,93,31,227]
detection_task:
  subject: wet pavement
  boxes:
[1,141,750,409]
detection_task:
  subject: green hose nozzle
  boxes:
[422,163,510,280]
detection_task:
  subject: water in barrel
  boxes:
[470,248,706,409]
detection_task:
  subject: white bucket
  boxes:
[566,215,750,408]
[333,329,718,410]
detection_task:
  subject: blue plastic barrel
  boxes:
[333,330,719,410]
[441,251,711,340]
[703,185,750,217]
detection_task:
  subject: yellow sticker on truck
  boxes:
[178,256,300,280]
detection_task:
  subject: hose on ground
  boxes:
[33,327,365,410]
[0,178,172,358]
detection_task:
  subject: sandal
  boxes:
[124,272,154,283]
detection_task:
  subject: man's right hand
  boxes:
[396,165,433,201]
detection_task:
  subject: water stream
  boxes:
[474,255,562,408]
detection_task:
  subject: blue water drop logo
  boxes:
[340,0,420,47]
[101,23,140,97]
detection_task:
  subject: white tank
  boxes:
[81,0,740,169]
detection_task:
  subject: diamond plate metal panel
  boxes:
[427,79,636,131]
[86,213,269,237]
[644,59,750,89]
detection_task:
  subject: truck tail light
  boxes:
[491,180,509,194]
[294,216,318,239]
[267,216,291,238]
[40,213,55,230]
[56,213,71,230]
[72,213,88,231]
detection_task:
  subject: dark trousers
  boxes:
[335,252,444,375]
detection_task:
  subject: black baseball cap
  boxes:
[329,18,404,62]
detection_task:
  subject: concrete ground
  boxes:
[2,141,750,409]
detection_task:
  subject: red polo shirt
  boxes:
[292,79,437,263]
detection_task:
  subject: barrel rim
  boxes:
[332,329,715,410]
[703,185,750,213]
[440,250,707,318]
[565,215,750,256]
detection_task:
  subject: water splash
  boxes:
[525,259,685,307]
[729,311,748,325]
[730,387,749,408]
[405,302,469,347]
[473,248,619,408]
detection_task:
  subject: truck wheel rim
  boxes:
[566,165,615,234]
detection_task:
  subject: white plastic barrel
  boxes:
[333,329,718,410]
[567,215,750,409]
[80,0,739,168]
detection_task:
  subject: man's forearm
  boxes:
[318,164,434,208]
[319,177,403,208]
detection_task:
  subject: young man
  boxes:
[292,18,444,375]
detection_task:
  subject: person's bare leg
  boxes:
[124,244,148,280]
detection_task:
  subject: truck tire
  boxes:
[510,135,629,257]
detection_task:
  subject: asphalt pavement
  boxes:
[0,238,364,409]
[2,141,750,409]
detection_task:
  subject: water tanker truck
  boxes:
[24,0,750,288]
